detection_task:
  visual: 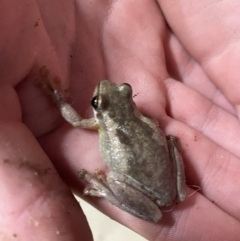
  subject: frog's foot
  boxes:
[78,169,114,197]
[78,169,162,222]
[36,66,68,106]
[36,67,98,129]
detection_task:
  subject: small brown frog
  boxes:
[38,72,186,222]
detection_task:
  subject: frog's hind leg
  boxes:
[167,135,186,202]
[78,169,162,222]
[107,177,162,222]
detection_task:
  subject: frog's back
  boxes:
[99,114,176,204]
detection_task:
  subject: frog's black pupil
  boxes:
[91,96,98,109]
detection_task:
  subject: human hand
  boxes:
[1,1,240,241]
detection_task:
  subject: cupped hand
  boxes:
[0,0,240,240]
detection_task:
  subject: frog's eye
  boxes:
[119,83,132,97]
[91,95,109,111]
[91,96,99,109]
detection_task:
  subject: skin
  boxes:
[1,0,240,240]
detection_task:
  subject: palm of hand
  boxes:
[0,1,240,240]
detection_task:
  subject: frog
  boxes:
[37,69,186,222]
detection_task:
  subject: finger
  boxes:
[164,33,236,116]
[158,0,240,118]
[165,79,240,159]
[0,121,92,240]
[103,0,168,84]
[164,79,240,220]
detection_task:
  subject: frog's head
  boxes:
[91,80,136,124]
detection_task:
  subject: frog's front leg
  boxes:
[78,169,162,222]
[167,135,186,202]
[36,67,98,130]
